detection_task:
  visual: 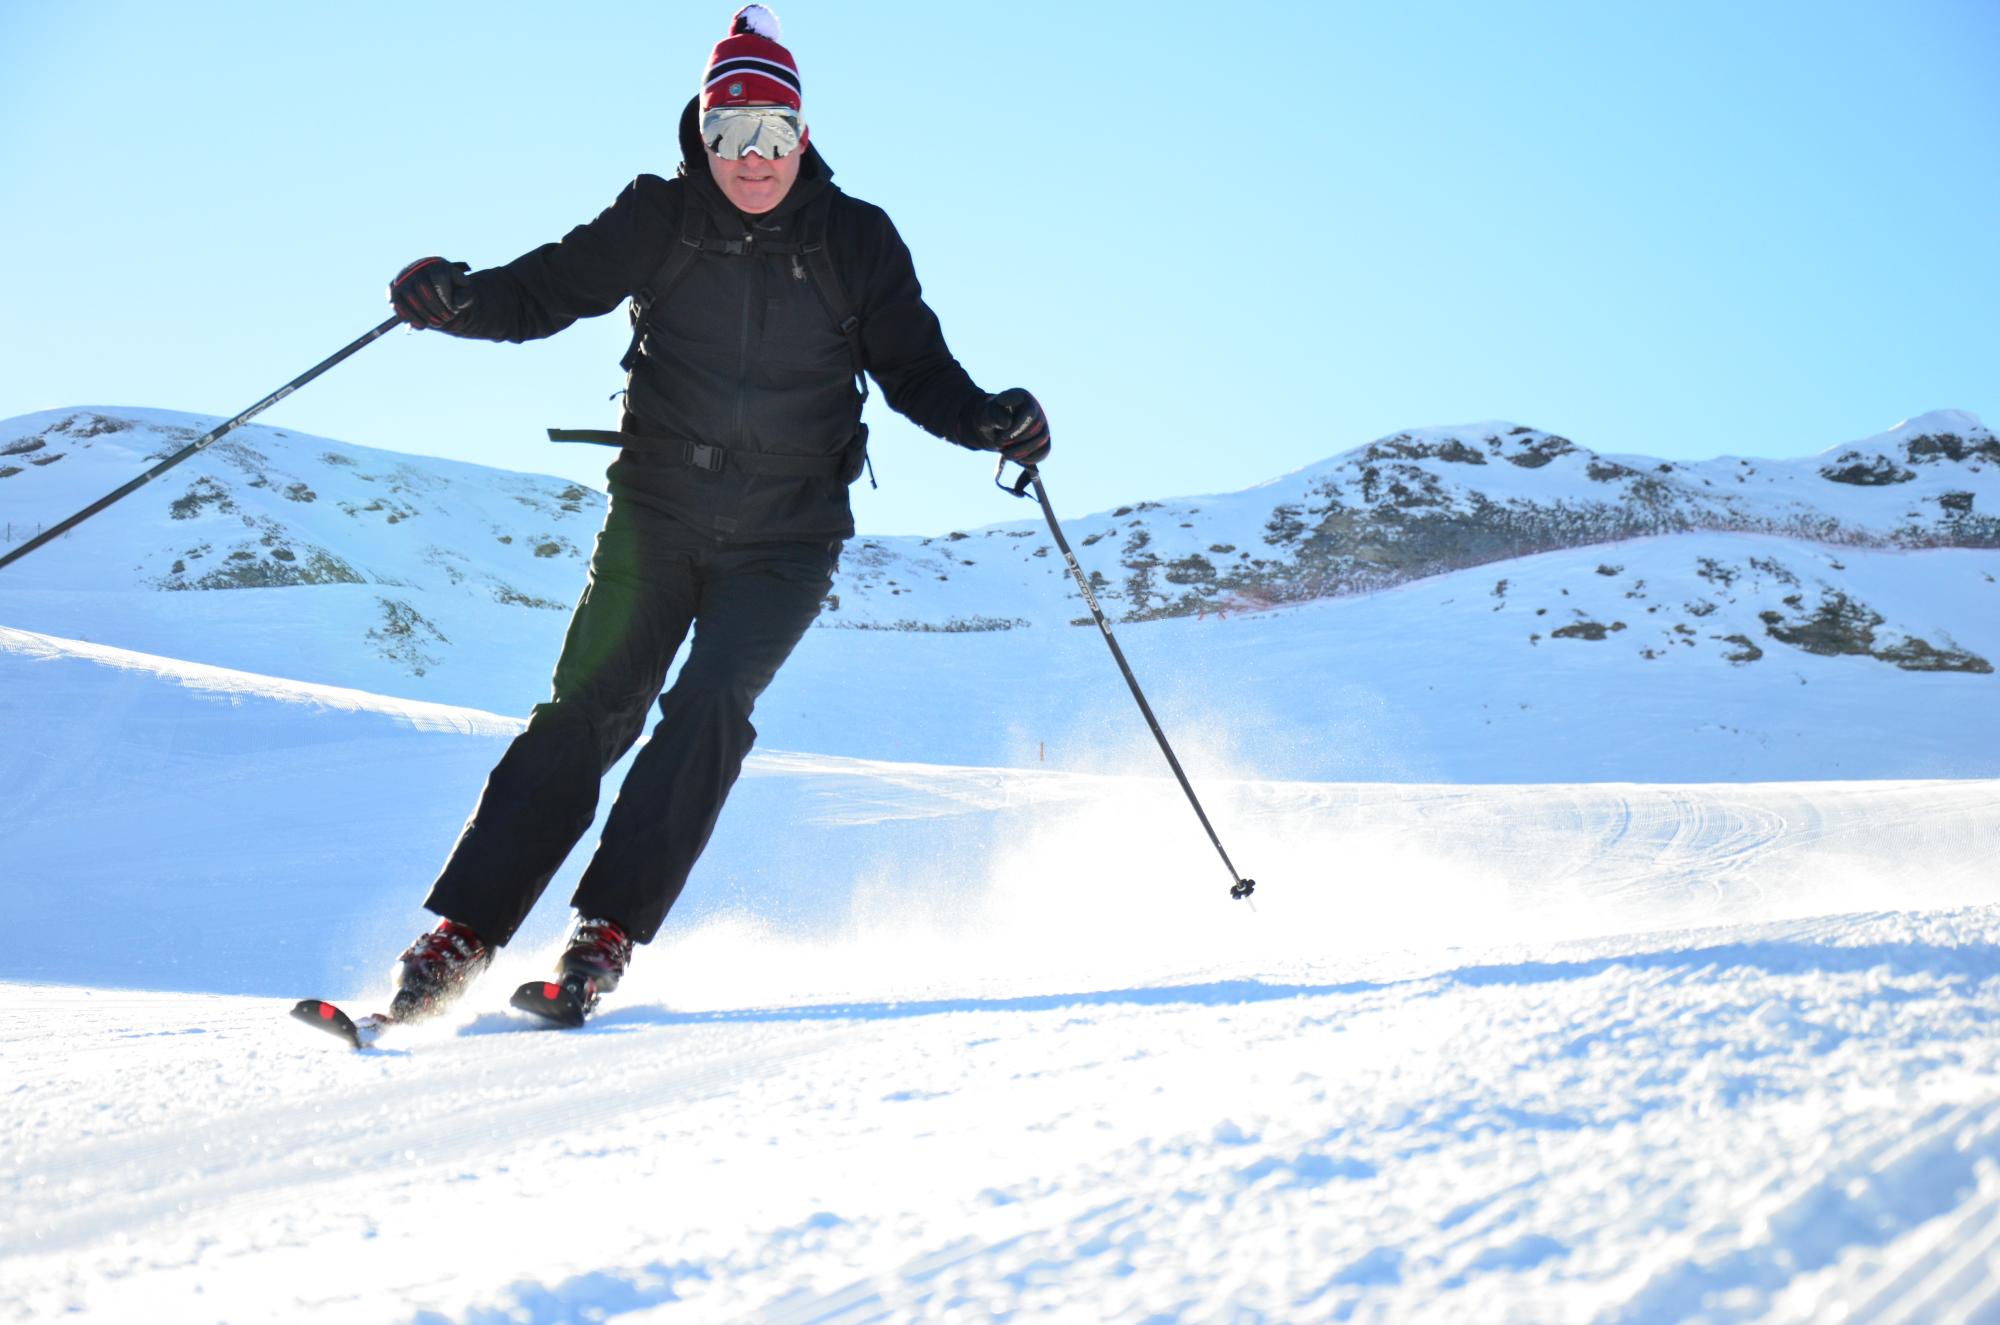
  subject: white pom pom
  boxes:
[732,4,782,40]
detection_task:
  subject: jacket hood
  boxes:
[676,95,832,226]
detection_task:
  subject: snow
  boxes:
[7,406,1997,706]
[11,910,2000,1323]
[5,411,2000,1321]
[1846,410,1991,454]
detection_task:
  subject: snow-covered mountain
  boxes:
[2,406,1995,775]
[9,409,1994,637]
[0,407,597,697]
[828,409,1999,632]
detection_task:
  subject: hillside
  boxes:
[0,407,595,700]
[1,407,1994,763]
[821,409,1999,631]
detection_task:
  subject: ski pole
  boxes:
[0,315,403,572]
[997,459,1256,903]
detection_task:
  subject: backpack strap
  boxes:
[796,191,869,406]
[796,190,875,486]
[618,194,715,373]
[622,186,868,394]
[609,184,876,487]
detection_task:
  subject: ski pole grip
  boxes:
[993,455,1036,498]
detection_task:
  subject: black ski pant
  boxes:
[424,496,838,945]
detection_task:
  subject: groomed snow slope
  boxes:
[5,629,2000,1322]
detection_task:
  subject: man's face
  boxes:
[704,107,804,215]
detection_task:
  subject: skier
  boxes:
[381,5,1051,1025]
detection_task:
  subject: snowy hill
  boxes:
[2,406,1995,778]
[818,409,1999,631]
[0,408,599,602]
[0,407,598,707]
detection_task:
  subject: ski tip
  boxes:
[289,998,365,1050]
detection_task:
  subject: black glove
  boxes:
[389,256,473,329]
[971,388,1051,467]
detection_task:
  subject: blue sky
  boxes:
[2,0,1994,536]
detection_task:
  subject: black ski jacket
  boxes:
[445,98,988,541]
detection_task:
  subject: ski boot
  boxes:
[389,918,493,1023]
[511,916,632,1028]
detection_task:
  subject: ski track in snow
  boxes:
[5,630,2000,1319]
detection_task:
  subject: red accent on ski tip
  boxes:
[318,1002,336,1020]
[543,983,561,1000]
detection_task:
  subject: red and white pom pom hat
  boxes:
[701,5,802,112]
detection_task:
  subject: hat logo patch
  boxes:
[728,80,744,97]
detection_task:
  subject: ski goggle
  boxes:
[700,105,805,161]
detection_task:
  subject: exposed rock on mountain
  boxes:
[2,406,1992,702]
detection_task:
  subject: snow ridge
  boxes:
[2,406,1995,765]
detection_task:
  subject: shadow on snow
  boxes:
[447,935,2000,1035]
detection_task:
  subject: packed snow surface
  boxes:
[4,626,1999,1322]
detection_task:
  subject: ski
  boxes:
[510,974,600,1029]
[289,998,395,1049]
[291,976,603,1044]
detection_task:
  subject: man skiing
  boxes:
[381,5,1051,1026]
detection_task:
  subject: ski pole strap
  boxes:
[996,458,1257,903]
[546,428,849,479]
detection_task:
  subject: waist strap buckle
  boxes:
[687,441,725,473]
